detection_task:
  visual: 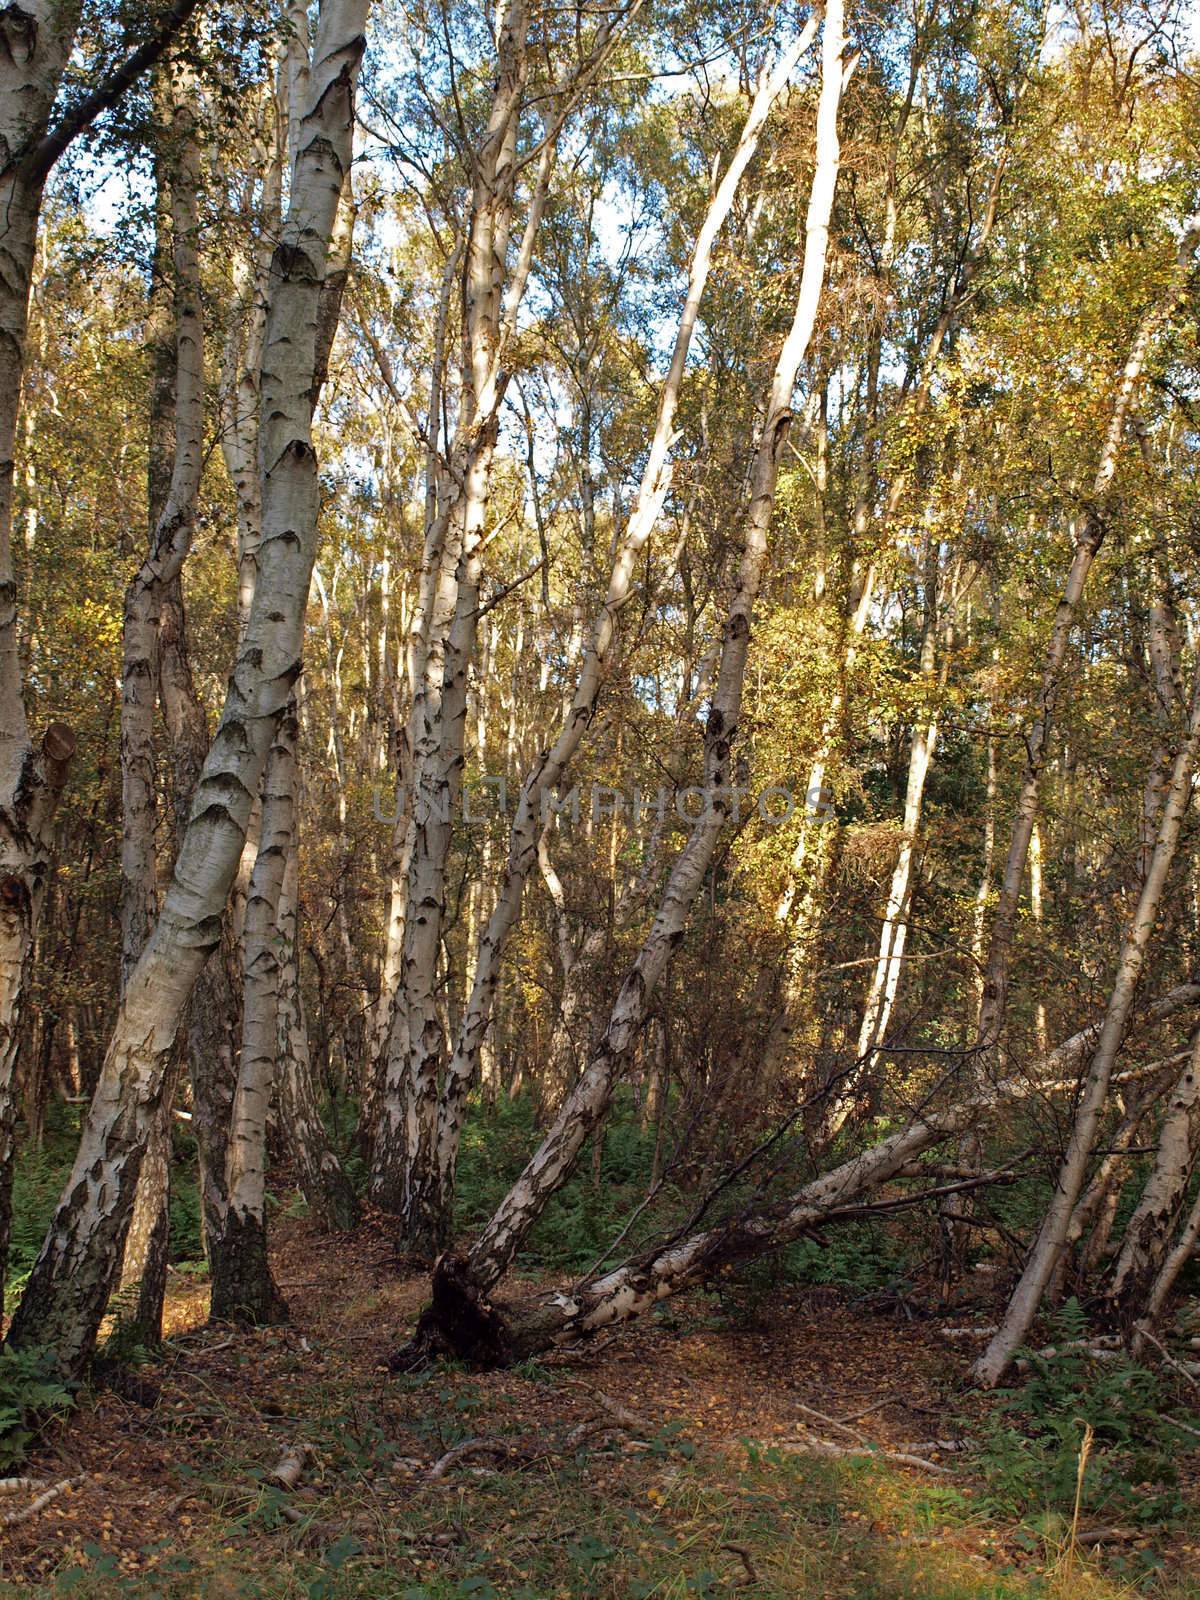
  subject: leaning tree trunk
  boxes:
[1131,1167,1200,1352]
[1055,1053,1185,1294]
[457,0,848,1298]
[397,999,1157,1366]
[975,657,1200,1387]
[7,0,369,1374]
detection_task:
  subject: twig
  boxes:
[896,1439,975,1453]
[794,1400,871,1443]
[1135,1322,1200,1390]
[279,1503,340,1540]
[0,1477,48,1497]
[837,1396,894,1424]
[0,1474,86,1528]
[790,1402,956,1473]
[720,1540,758,1588]
[560,1382,653,1433]
[561,1384,655,1449]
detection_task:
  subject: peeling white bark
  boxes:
[372,0,641,1242]
[1106,1027,1200,1323]
[8,0,370,1371]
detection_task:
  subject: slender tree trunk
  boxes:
[425,20,821,1219]
[370,0,534,1240]
[975,658,1200,1386]
[1131,1171,1200,1349]
[371,0,637,1242]
[116,67,205,1346]
[0,6,90,1296]
[7,1,369,1373]
[366,237,462,1110]
[843,531,946,1126]
[763,153,1011,1084]
[210,713,301,1325]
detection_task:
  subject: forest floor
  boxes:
[3,1216,1200,1600]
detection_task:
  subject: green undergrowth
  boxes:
[5,1301,1200,1600]
[7,1414,1198,1600]
[451,1090,918,1299]
[975,1304,1192,1530]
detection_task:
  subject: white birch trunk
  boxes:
[848,534,945,1108]
[974,657,1200,1386]
[117,72,205,1337]
[0,3,105,1289]
[428,19,821,1210]
[1106,1027,1200,1324]
[463,0,848,1293]
[371,0,639,1239]
[211,713,300,1325]
[1132,1172,1200,1347]
[409,995,1200,1360]
[8,0,369,1372]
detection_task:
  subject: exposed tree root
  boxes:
[390,1249,642,1371]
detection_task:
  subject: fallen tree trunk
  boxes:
[392,987,1200,1366]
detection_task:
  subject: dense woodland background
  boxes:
[5,0,1200,1587]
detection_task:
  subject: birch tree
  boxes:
[448,0,849,1301]
[7,0,370,1373]
[411,14,824,1239]
[975,656,1200,1384]
[0,0,205,1293]
[116,65,206,1342]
